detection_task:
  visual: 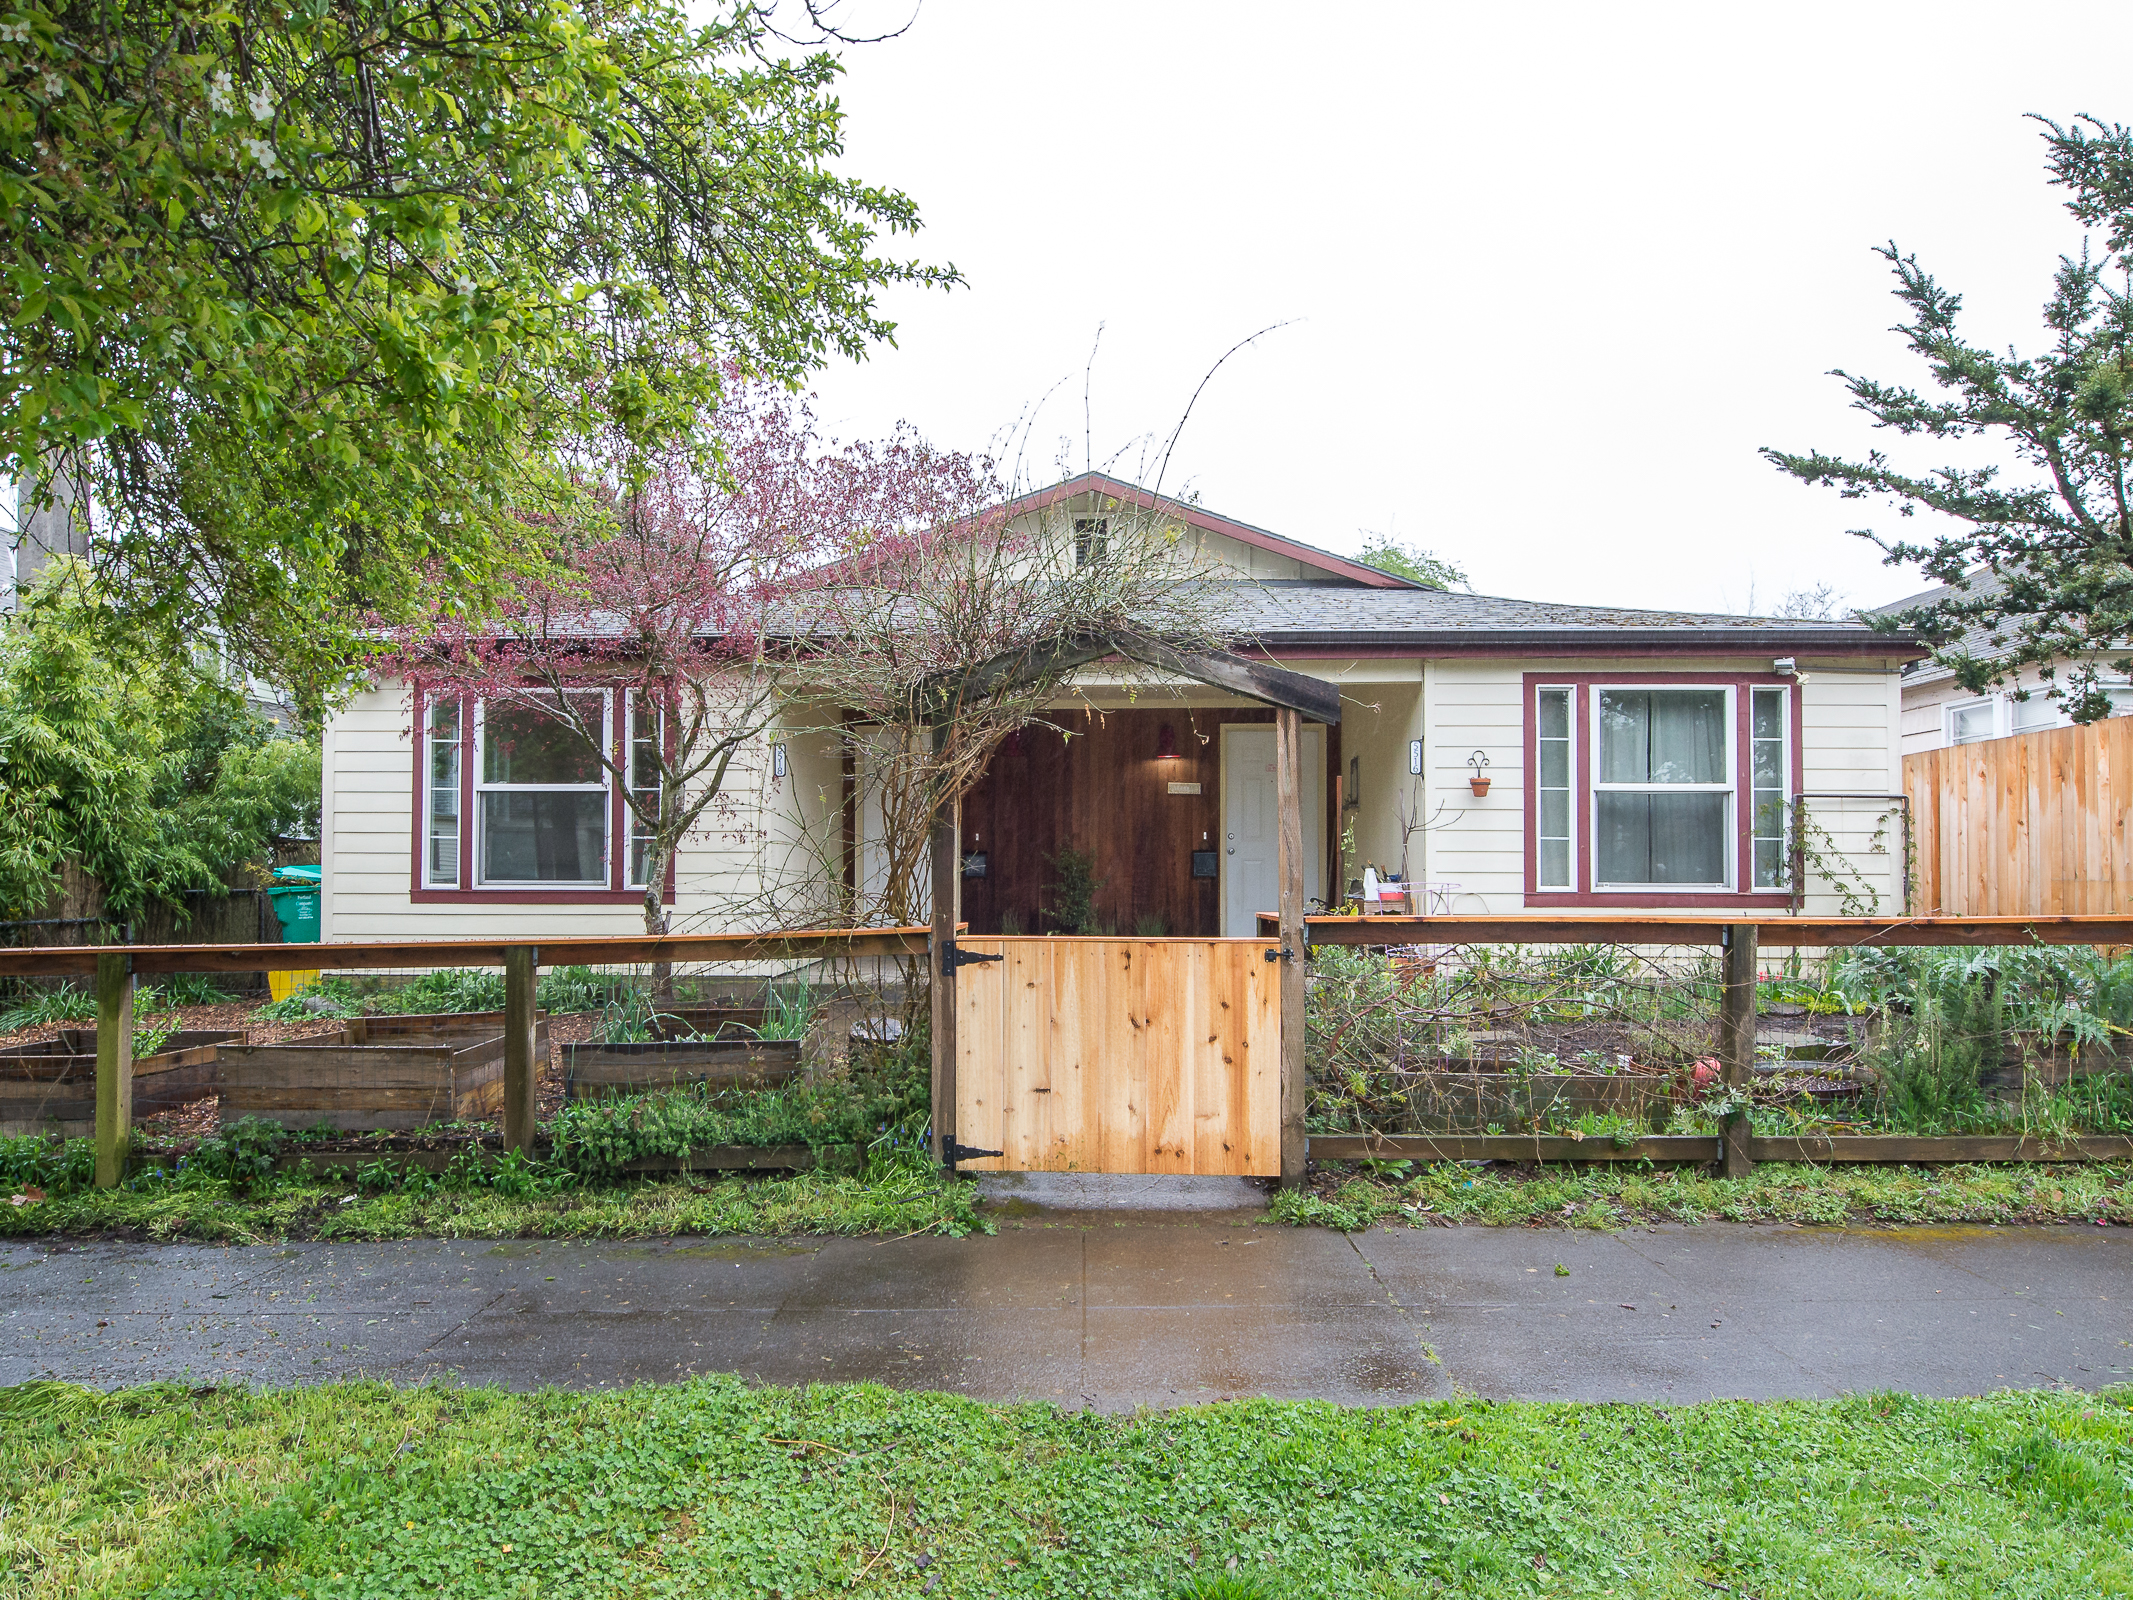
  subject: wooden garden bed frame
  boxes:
[3,917,2132,1188]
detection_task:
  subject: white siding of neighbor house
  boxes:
[1899,655,2133,756]
[321,683,839,945]
[1417,658,1909,916]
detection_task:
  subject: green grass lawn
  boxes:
[3,1378,2128,1599]
[0,1160,2124,1245]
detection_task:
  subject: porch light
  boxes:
[1157,723,1180,759]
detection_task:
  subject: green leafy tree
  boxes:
[0,561,318,920]
[1767,115,2133,722]
[0,0,956,705]
[1355,533,1468,590]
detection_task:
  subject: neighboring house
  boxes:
[1877,571,2133,756]
[319,473,1924,942]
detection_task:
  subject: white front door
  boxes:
[1220,725,1325,937]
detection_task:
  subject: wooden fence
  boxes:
[1906,717,2133,917]
[3,916,2132,1190]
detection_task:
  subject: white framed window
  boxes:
[1749,686,1789,890]
[625,693,662,889]
[2009,692,2066,734]
[424,696,462,888]
[1535,686,1574,889]
[475,692,611,886]
[1946,697,2003,745]
[1593,687,1733,889]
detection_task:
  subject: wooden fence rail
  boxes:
[1255,912,2133,946]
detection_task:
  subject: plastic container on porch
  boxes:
[265,865,321,1001]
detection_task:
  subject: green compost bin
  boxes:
[266,865,321,944]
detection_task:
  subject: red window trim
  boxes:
[407,685,677,906]
[1520,671,1802,909]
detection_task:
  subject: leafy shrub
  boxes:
[0,1133,93,1195]
[550,1025,929,1178]
[181,1116,286,1195]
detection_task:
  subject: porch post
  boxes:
[929,783,959,1168]
[1719,922,1757,1180]
[94,950,134,1189]
[1275,708,1307,1188]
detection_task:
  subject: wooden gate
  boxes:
[951,936,1281,1176]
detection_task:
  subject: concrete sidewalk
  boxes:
[2,1218,2125,1407]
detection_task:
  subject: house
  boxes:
[319,473,1924,943]
[1879,570,2133,755]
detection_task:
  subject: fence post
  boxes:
[95,950,134,1189]
[929,788,959,1168]
[1275,707,1308,1188]
[503,945,538,1155]
[1719,922,1757,1179]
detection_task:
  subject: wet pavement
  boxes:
[1,1219,2125,1407]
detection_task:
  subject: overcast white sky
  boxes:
[763,1,2133,616]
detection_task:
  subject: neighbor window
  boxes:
[1947,697,2000,745]
[476,694,610,885]
[626,694,662,889]
[2009,693,2064,734]
[1595,688,1731,888]
[1074,517,1108,566]
[1535,686,1573,889]
[424,697,462,887]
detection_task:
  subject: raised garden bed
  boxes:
[218,1011,548,1131]
[1366,1067,1673,1133]
[0,1029,243,1137]
[561,1004,804,1100]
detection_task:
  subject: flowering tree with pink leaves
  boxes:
[377,384,990,937]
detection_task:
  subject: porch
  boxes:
[951,704,1342,937]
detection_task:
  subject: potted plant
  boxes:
[1466,750,1492,797]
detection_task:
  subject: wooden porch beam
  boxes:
[1276,707,1308,1188]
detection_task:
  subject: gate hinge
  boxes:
[940,1138,1004,1169]
[939,939,1004,975]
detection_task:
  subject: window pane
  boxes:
[2009,694,2060,733]
[483,697,603,784]
[1751,687,1783,742]
[1599,690,1726,784]
[1540,838,1569,887]
[1540,789,1569,838]
[481,791,608,882]
[1949,701,1995,743]
[1597,792,1726,884]
[1538,690,1568,741]
[628,698,661,888]
[1539,737,1568,788]
[1754,838,1785,889]
[1751,736,1781,789]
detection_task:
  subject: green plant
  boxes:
[132,1019,178,1060]
[0,983,98,1032]
[998,908,1024,935]
[160,974,236,1007]
[254,986,345,1021]
[1042,845,1106,934]
[756,980,815,1042]
[182,1116,287,1196]
[1134,912,1169,937]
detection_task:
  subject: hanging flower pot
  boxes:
[1466,751,1492,797]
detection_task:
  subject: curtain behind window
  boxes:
[1598,690,1728,885]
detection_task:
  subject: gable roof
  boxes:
[1868,570,2012,683]
[1000,472,1422,589]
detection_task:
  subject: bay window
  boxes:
[1524,675,1796,904]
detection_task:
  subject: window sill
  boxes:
[411,887,675,906]
[1523,890,1794,909]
